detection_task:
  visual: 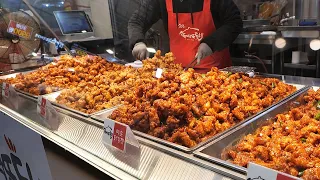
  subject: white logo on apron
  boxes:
[178,24,204,41]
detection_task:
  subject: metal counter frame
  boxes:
[0,92,243,180]
[0,74,319,180]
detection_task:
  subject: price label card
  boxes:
[37,96,61,130]
[155,68,163,78]
[2,82,9,98]
[102,119,139,152]
[247,163,300,180]
[2,83,20,110]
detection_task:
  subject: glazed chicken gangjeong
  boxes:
[110,67,296,148]
[226,89,320,179]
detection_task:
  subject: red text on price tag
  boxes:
[4,83,9,98]
[112,123,127,151]
[103,120,129,152]
[40,98,46,117]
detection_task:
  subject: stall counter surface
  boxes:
[0,71,319,180]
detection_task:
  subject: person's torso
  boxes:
[165,0,231,71]
[158,0,222,33]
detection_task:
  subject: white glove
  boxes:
[196,43,213,65]
[132,42,148,60]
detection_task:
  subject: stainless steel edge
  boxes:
[193,86,312,174]
[43,91,122,118]
[42,91,90,117]
[91,104,123,116]
[18,92,38,102]
[0,100,135,180]
[16,89,39,100]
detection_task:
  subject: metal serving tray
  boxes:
[42,91,119,117]
[0,70,37,80]
[91,85,308,153]
[0,71,39,100]
[194,86,314,174]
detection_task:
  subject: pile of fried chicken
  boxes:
[110,67,296,148]
[226,89,320,179]
[1,55,125,95]
[1,51,182,114]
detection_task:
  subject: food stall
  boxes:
[1,0,320,180]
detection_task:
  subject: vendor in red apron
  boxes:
[128,0,242,73]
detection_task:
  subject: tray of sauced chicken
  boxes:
[194,87,320,179]
[92,66,304,153]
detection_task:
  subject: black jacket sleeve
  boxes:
[128,0,161,50]
[201,0,243,52]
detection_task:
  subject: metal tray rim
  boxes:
[16,89,38,99]
[193,86,312,174]
[43,91,121,117]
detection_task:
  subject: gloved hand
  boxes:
[196,43,213,65]
[132,42,148,60]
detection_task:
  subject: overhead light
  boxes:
[275,38,286,49]
[106,49,114,54]
[310,39,320,51]
[45,4,49,7]
[32,52,37,57]
[61,1,64,4]
[147,47,156,53]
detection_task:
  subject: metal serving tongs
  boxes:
[184,54,198,70]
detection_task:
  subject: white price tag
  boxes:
[102,119,140,152]
[2,82,10,98]
[247,163,300,180]
[2,83,20,110]
[37,96,61,130]
[155,68,163,78]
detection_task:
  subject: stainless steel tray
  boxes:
[91,85,308,153]
[42,91,119,117]
[15,89,38,100]
[194,86,314,174]
[0,71,39,100]
[92,108,206,152]
[0,70,37,80]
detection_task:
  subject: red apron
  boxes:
[166,0,231,73]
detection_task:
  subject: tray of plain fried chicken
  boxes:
[92,60,305,153]
[194,87,320,179]
[0,51,182,116]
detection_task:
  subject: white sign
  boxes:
[0,113,52,180]
[37,96,61,130]
[247,163,300,180]
[155,68,163,79]
[1,83,9,98]
[2,83,20,110]
[102,119,139,152]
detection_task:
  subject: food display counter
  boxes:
[2,0,320,179]
[0,52,320,180]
